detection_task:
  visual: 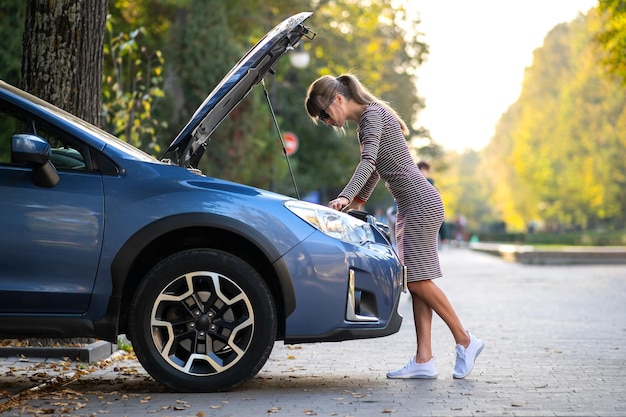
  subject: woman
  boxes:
[304,74,484,379]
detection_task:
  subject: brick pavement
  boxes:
[1,247,625,416]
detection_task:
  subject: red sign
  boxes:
[283,131,299,156]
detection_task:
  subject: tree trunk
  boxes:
[19,0,108,348]
[21,0,108,126]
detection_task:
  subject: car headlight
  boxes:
[285,200,375,244]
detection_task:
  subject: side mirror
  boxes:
[11,134,59,188]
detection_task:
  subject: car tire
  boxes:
[128,248,276,392]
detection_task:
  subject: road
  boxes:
[1,247,625,416]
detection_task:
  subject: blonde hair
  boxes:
[304,74,409,135]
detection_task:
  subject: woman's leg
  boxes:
[410,290,434,363]
[386,291,438,378]
[408,279,470,348]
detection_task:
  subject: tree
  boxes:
[106,1,429,199]
[596,0,626,84]
[0,0,25,86]
[19,0,108,347]
[161,0,277,186]
[101,16,166,154]
[483,7,626,232]
[435,150,495,232]
[21,0,108,125]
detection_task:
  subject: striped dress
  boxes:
[339,103,444,281]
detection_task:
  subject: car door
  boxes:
[0,104,104,314]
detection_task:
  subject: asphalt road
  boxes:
[1,247,625,416]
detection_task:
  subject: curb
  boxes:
[469,242,626,265]
[0,340,118,362]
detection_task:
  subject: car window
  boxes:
[0,104,89,171]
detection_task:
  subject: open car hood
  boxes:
[163,12,313,168]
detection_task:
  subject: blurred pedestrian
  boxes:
[417,160,446,247]
[417,160,434,185]
[454,214,467,244]
[304,74,484,379]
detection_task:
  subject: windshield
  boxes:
[40,97,158,163]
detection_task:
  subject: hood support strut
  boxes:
[261,78,300,200]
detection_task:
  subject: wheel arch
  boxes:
[105,213,295,340]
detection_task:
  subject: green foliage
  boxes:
[117,334,134,353]
[162,0,278,186]
[101,15,167,155]
[102,1,427,194]
[0,0,25,161]
[0,0,25,86]
[597,0,626,84]
[273,0,429,200]
[484,8,626,232]
[436,150,496,231]
[109,0,178,49]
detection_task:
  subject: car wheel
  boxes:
[129,248,276,392]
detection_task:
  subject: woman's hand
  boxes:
[343,200,363,212]
[328,196,350,211]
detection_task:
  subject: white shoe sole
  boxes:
[387,373,438,379]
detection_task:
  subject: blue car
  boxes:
[0,12,405,392]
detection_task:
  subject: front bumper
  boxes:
[279,230,405,343]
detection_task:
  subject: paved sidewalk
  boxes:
[1,247,625,416]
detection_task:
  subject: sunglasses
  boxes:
[318,96,336,122]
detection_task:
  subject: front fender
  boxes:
[94,212,299,340]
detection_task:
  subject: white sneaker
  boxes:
[453,332,484,379]
[387,357,438,379]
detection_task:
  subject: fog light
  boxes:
[346,269,378,322]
